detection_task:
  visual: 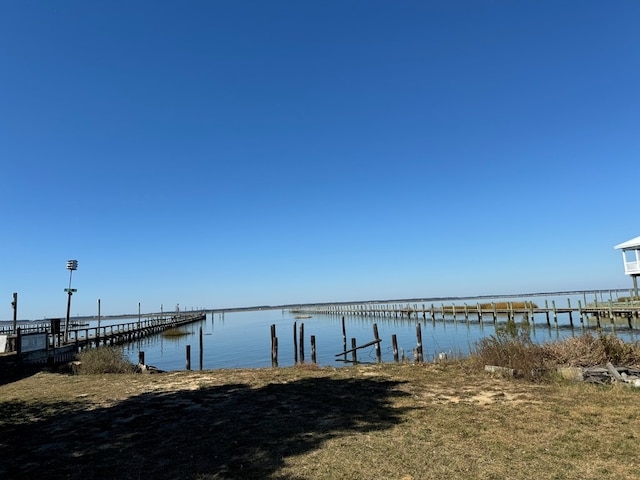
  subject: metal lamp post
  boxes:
[64,260,78,343]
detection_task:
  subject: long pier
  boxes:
[62,313,207,349]
[3,313,207,366]
[291,300,640,329]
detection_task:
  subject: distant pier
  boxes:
[290,299,640,330]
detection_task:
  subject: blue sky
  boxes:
[1,1,639,320]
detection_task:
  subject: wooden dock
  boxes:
[5,313,207,366]
[291,300,640,329]
[63,313,207,349]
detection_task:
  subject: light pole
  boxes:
[11,292,17,334]
[64,260,78,343]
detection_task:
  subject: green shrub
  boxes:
[75,347,136,374]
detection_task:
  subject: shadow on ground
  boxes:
[0,375,408,479]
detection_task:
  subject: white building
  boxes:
[614,235,640,297]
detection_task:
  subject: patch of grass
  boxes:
[617,295,640,303]
[2,363,640,479]
[74,347,136,374]
[544,333,640,367]
[478,301,538,309]
[162,328,189,338]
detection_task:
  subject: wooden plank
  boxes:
[335,339,381,356]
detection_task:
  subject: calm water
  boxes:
[4,293,637,371]
[108,293,639,371]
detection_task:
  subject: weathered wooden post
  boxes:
[199,326,203,370]
[186,345,191,370]
[578,300,584,325]
[138,351,145,366]
[97,298,101,346]
[299,323,305,363]
[293,321,298,364]
[373,323,381,363]
[351,338,357,364]
[311,335,316,364]
[270,324,278,367]
[341,316,347,361]
[530,301,535,326]
[567,299,573,328]
[544,299,550,326]
[608,300,615,329]
[416,323,423,363]
[392,334,399,363]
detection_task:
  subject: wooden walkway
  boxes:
[291,301,640,329]
[62,313,207,349]
[8,313,207,366]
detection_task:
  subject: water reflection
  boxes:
[111,294,638,371]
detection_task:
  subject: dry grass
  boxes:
[74,347,136,374]
[544,333,640,367]
[1,362,639,479]
[477,301,538,309]
[162,327,189,337]
[472,320,640,380]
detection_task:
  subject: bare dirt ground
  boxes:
[1,362,639,480]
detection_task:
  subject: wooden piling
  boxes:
[373,324,381,363]
[392,334,399,363]
[578,300,584,325]
[351,338,357,364]
[138,351,145,366]
[299,323,305,363]
[544,300,550,326]
[416,323,423,363]
[293,321,298,364]
[186,344,191,370]
[311,335,316,364]
[270,324,278,367]
[199,326,203,370]
[341,316,347,361]
[567,299,573,328]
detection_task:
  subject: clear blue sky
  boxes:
[2,1,638,320]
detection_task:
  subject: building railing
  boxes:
[624,260,640,275]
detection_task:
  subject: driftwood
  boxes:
[582,364,640,386]
[487,364,640,386]
[335,339,381,357]
[606,362,625,382]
